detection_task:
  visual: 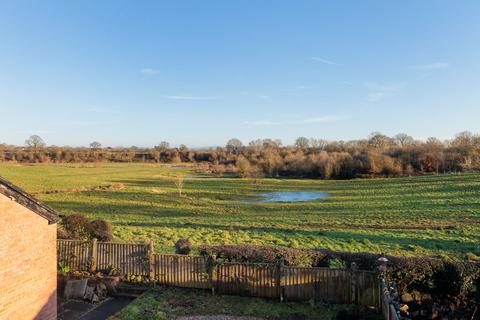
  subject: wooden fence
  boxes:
[153,254,210,289]
[57,240,381,309]
[380,279,400,320]
[57,239,92,271]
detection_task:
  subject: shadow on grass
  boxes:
[108,220,478,255]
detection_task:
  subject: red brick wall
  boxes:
[0,194,57,320]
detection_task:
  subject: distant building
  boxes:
[0,177,59,320]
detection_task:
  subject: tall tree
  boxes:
[368,132,393,150]
[310,138,328,151]
[89,141,102,149]
[226,138,243,154]
[393,133,414,147]
[25,135,46,151]
[294,137,310,150]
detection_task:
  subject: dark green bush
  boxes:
[175,239,192,255]
[433,262,480,300]
[386,257,441,293]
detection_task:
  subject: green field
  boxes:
[1,163,479,259]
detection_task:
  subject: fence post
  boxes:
[90,238,98,273]
[207,254,217,295]
[351,270,358,305]
[276,260,284,302]
[148,241,155,283]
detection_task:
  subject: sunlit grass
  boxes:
[1,163,479,259]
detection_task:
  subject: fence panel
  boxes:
[57,239,91,271]
[216,263,279,298]
[153,254,210,288]
[96,242,150,276]
[283,267,379,308]
[355,271,380,308]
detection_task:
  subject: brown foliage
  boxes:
[175,239,193,255]
[90,219,114,241]
[3,132,480,179]
[59,214,113,242]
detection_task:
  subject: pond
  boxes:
[257,191,330,203]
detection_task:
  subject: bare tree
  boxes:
[294,137,309,150]
[310,138,328,151]
[89,141,102,150]
[226,138,243,154]
[262,138,282,149]
[25,135,46,150]
[393,133,414,147]
[157,141,170,151]
[368,132,394,150]
[174,175,185,196]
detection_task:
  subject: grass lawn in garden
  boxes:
[109,287,381,320]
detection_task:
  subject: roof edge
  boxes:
[0,177,59,224]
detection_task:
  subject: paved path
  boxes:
[58,297,132,320]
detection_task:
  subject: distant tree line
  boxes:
[2,132,480,179]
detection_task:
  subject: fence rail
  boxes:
[57,240,380,309]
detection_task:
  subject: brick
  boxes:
[0,194,57,320]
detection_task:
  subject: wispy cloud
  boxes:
[241,91,270,100]
[243,115,346,127]
[408,62,449,71]
[302,115,346,123]
[87,107,119,114]
[68,121,107,126]
[140,68,159,75]
[243,120,283,126]
[163,95,218,101]
[15,130,53,135]
[310,57,341,65]
[294,85,314,90]
[366,82,404,102]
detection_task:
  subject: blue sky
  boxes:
[1,1,479,147]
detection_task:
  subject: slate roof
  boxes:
[0,176,59,224]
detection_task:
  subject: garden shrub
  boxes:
[57,226,69,239]
[315,249,382,270]
[328,257,347,269]
[59,214,113,241]
[432,261,480,301]
[199,244,322,267]
[386,257,442,294]
[61,214,92,239]
[175,239,192,255]
[90,219,114,241]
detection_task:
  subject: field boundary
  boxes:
[57,239,382,309]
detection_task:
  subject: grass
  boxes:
[109,287,380,320]
[0,163,479,259]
